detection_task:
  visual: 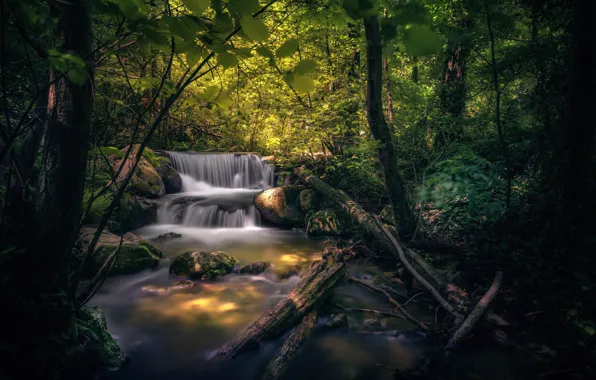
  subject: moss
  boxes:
[306,209,346,237]
[78,307,125,370]
[169,251,238,280]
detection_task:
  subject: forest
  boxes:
[0,0,594,379]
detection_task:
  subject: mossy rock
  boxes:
[108,192,157,234]
[112,145,165,199]
[78,307,126,369]
[76,227,162,276]
[238,261,271,275]
[306,209,346,237]
[155,159,182,194]
[379,205,394,225]
[169,251,238,280]
[299,189,319,212]
[254,186,305,226]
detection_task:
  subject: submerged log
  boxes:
[299,173,510,334]
[210,254,346,361]
[261,310,317,380]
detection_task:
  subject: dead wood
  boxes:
[261,310,317,380]
[446,271,503,349]
[210,254,345,361]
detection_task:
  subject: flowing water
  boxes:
[89,153,535,380]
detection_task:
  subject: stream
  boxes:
[88,153,538,380]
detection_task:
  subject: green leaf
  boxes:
[181,0,209,16]
[67,67,88,85]
[256,47,274,59]
[403,25,442,57]
[181,41,204,66]
[49,56,67,72]
[203,85,219,101]
[217,51,238,68]
[276,38,299,58]
[227,0,260,16]
[240,16,268,42]
[292,74,315,93]
[214,13,234,34]
[293,59,318,75]
[585,325,596,336]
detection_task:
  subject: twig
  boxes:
[330,301,406,320]
[446,271,503,349]
[349,277,429,330]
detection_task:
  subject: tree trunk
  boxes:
[261,311,317,380]
[211,254,345,361]
[363,15,415,238]
[1,0,93,377]
[383,56,395,131]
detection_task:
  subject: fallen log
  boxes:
[261,310,317,380]
[210,254,345,361]
[299,172,510,332]
[446,271,503,349]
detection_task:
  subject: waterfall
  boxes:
[159,153,273,228]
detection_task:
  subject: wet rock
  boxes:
[78,307,126,369]
[365,318,381,327]
[169,250,238,280]
[156,232,182,240]
[238,261,272,275]
[76,227,162,276]
[299,189,319,212]
[113,145,165,199]
[169,280,197,291]
[379,205,394,225]
[327,313,349,328]
[155,160,182,194]
[108,192,157,234]
[275,264,303,280]
[306,209,345,237]
[254,186,305,226]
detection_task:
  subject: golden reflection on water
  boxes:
[133,282,267,330]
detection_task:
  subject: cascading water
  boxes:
[158,152,274,228]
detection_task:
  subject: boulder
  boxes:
[238,261,271,275]
[108,193,157,234]
[78,307,126,369]
[299,189,319,212]
[169,251,238,280]
[379,205,394,225]
[113,145,165,199]
[326,313,349,329]
[275,264,304,280]
[306,209,345,237]
[155,159,182,194]
[254,186,305,226]
[76,227,162,276]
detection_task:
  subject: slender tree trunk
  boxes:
[364,15,415,238]
[383,56,395,131]
[486,3,512,209]
[411,56,419,83]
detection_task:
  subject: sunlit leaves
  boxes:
[292,75,315,93]
[240,17,269,42]
[181,0,210,16]
[256,47,274,59]
[217,51,238,68]
[107,0,148,20]
[214,13,234,35]
[275,39,299,58]
[403,25,443,57]
[227,0,260,16]
[293,59,317,75]
[182,41,204,67]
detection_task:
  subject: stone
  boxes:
[169,251,238,280]
[112,145,165,198]
[275,264,303,280]
[109,193,157,234]
[299,189,319,212]
[306,209,345,237]
[78,307,126,369]
[326,313,349,328]
[155,160,182,194]
[254,186,305,226]
[238,261,272,275]
[76,227,162,276]
[156,232,183,240]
